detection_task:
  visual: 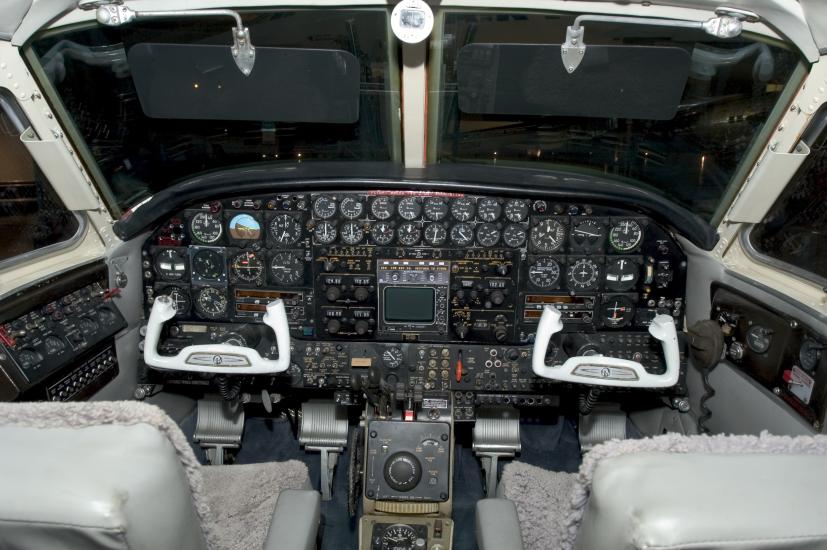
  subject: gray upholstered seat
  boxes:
[500,433,827,550]
[0,401,318,550]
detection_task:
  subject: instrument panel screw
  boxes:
[773,387,781,395]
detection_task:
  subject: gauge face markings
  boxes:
[194,287,227,319]
[190,212,223,243]
[451,198,475,221]
[424,197,449,221]
[340,221,365,245]
[602,295,635,328]
[477,198,502,222]
[528,257,561,288]
[313,196,337,219]
[450,223,474,247]
[155,249,188,281]
[530,218,566,252]
[566,258,601,290]
[609,219,643,252]
[475,223,501,247]
[604,257,639,292]
[268,214,302,245]
[339,197,364,219]
[502,224,527,248]
[396,222,421,245]
[424,224,448,246]
[371,197,394,220]
[571,219,605,250]
[192,248,225,280]
[504,199,529,222]
[314,220,337,244]
[270,252,305,285]
[371,221,395,245]
[158,286,191,315]
[230,251,264,282]
[397,196,422,220]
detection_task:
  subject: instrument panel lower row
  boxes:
[143,191,687,350]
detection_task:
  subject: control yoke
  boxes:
[532,305,680,388]
[143,296,291,374]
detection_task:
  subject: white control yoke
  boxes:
[143,296,291,374]
[531,305,680,388]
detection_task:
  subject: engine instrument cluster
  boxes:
[142,191,688,395]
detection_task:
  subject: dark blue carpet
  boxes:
[181,409,581,550]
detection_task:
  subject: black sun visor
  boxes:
[127,43,361,123]
[457,44,691,120]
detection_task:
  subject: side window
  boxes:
[750,115,827,283]
[0,92,79,264]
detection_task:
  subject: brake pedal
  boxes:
[299,400,348,501]
[194,396,245,465]
[473,406,521,498]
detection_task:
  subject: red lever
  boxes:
[455,351,463,382]
[0,326,15,348]
[103,288,122,301]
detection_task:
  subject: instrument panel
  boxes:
[141,190,688,397]
[143,191,686,345]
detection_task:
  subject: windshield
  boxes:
[428,11,801,221]
[29,9,401,213]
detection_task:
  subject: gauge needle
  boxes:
[576,230,600,237]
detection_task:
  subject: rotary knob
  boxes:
[325,287,342,302]
[326,319,341,335]
[384,452,422,492]
[353,287,370,302]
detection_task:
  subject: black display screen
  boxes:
[384,287,435,323]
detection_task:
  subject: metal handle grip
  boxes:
[531,305,680,388]
[143,296,291,374]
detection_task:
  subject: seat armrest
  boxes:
[263,489,321,550]
[476,498,524,550]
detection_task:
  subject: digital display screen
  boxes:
[384,287,435,323]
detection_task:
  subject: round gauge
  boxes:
[602,295,635,328]
[158,286,191,315]
[154,249,188,281]
[609,219,643,252]
[746,325,773,355]
[79,317,98,332]
[451,198,476,221]
[528,257,561,289]
[477,198,502,222]
[530,219,566,253]
[221,332,247,347]
[424,197,449,221]
[340,221,365,245]
[475,223,501,247]
[567,258,601,290]
[371,221,395,245]
[382,347,404,369]
[44,335,65,355]
[312,196,337,219]
[424,224,448,246]
[381,524,418,550]
[192,249,225,280]
[570,219,605,249]
[194,287,227,319]
[17,349,41,367]
[604,258,639,292]
[231,251,264,282]
[504,199,529,223]
[270,252,305,285]
[340,197,364,219]
[228,214,261,240]
[799,339,823,371]
[397,197,422,221]
[502,224,527,248]
[450,223,474,247]
[268,214,302,246]
[371,197,394,220]
[397,222,421,246]
[190,212,223,244]
[313,221,337,244]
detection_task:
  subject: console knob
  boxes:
[384,452,422,492]
[326,319,341,335]
[323,260,336,272]
[353,287,370,302]
[354,320,370,336]
[493,324,508,342]
[325,287,342,302]
[496,264,510,276]
[490,290,505,306]
[453,321,470,340]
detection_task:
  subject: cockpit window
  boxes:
[29,9,401,213]
[428,11,801,222]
